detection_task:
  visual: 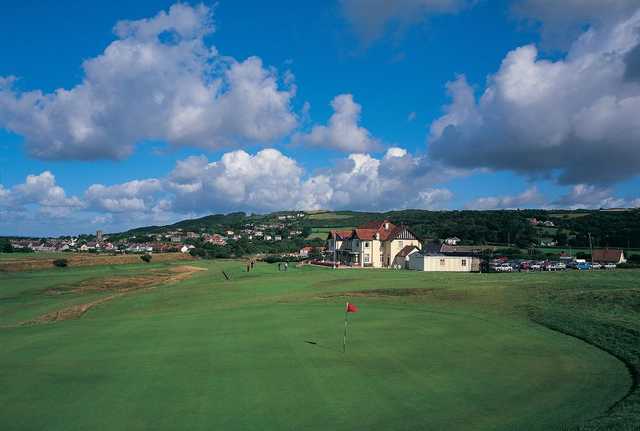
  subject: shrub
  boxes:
[53,258,68,268]
[0,239,13,253]
[140,254,152,263]
[628,254,640,264]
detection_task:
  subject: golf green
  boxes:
[0,261,631,430]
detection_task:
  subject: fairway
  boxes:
[0,262,633,430]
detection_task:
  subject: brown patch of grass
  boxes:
[0,253,194,272]
[21,265,207,325]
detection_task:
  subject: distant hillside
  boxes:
[114,208,640,250]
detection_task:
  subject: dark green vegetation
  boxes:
[1,261,638,430]
[5,209,639,259]
[52,258,69,267]
[120,208,640,250]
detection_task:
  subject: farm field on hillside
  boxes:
[306,226,354,240]
[0,262,638,430]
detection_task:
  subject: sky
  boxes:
[1,0,640,236]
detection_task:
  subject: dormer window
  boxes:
[384,222,389,230]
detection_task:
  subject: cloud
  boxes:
[0,171,84,221]
[429,10,640,186]
[465,187,544,210]
[167,149,311,213]
[466,184,640,210]
[85,179,163,213]
[75,147,459,225]
[513,0,640,50]
[0,3,296,160]
[341,0,474,44]
[292,94,379,153]
[407,111,417,122]
[553,184,632,209]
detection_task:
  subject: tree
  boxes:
[0,239,13,253]
[53,259,68,268]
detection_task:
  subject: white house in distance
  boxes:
[444,237,461,245]
[327,220,421,268]
[408,253,481,272]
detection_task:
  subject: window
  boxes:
[364,254,370,263]
[462,259,467,266]
[440,259,445,266]
[365,241,369,248]
[398,240,403,248]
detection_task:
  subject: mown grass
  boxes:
[0,263,638,430]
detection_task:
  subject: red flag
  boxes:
[346,302,358,313]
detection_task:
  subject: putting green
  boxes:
[0,262,631,430]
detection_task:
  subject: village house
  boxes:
[204,234,226,246]
[592,249,627,264]
[408,253,481,272]
[181,244,195,253]
[327,220,421,268]
[444,237,461,245]
[299,246,314,258]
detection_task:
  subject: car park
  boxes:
[495,263,513,272]
[529,262,542,271]
[576,262,592,270]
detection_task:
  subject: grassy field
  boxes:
[0,251,67,260]
[306,226,354,240]
[307,212,355,220]
[1,262,638,430]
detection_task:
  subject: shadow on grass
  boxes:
[304,340,341,353]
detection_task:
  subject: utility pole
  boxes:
[333,234,337,269]
[588,232,593,270]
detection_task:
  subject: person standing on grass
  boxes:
[284,262,288,272]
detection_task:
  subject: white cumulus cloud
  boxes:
[429,9,640,185]
[0,3,297,160]
[293,94,379,153]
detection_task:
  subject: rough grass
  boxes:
[0,262,638,430]
[0,252,192,272]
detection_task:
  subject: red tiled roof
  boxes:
[353,228,378,240]
[348,220,419,242]
[592,249,624,263]
[350,220,400,241]
[328,230,353,240]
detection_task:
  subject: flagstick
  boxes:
[343,299,349,353]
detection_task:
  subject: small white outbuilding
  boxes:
[408,253,480,272]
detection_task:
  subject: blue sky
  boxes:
[1,1,640,236]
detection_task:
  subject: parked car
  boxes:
[592,263,603,270]
[604,263,617,270]
[529,262,542,271]
[576,262,592,270]
[495,263,513,272]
